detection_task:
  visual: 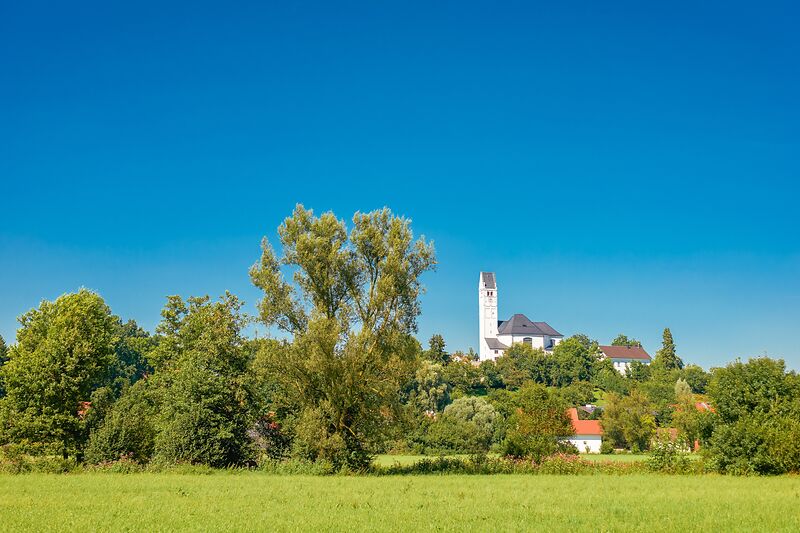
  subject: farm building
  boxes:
[598,345,652,374]
[566,407,603,453]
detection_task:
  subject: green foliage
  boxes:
[611,334,641,347]
[592,359,630,394]
[85,381,158,464]
[647,436,691,473]
[441,359,484,397]
[671,393,714,451]
[423,334,450,365]
[550,381,596,407]
[706,357,800,474]
[407,360,450,413]
[625,360,651,382]
[501,384,573,463]
[601,390,655,452]
[638,371,679,426]
[674,378,691,398]
[250,206,435,470]
[549,338,595,386]
[0,334,7,397]
[600,440,614,454]
[680,364,710,394]
[425,397,500,454]
[708,357,792,423]
[0,290,118,458]
[652,328,683,371]
[151,294,256,467]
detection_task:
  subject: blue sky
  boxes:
[1,1,798,369]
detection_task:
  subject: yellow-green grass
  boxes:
[1,473,799,531]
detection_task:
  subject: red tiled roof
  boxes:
[598,345,651,361]
[567,408,603,436]
[695,402,714,412]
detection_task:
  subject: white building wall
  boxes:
[478,276,499,361]
[567,435,602,454]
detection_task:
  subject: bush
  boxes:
[0,445,81,474]
[600,440,614,454]
[425,397,500,454]
[647,438,691,474]
[85,381,158,464]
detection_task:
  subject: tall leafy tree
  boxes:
[501,384,573,462]
[550,337,595,387]
[250,205,435,469]
[653,327,683,370]
[601,390,656,452]
[0,290,118,457]
[150,293,256,467]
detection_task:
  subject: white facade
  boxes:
[567,435,602,454]
[597,346,652,375]
[478,273,499,360]
[478,272,563,361]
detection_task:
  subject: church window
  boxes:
[523,337,533,346]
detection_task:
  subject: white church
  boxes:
[478,272,564,361]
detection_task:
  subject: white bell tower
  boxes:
[478,272,498,360]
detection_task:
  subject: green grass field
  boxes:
[1,473,799,531]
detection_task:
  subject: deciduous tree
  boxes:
[0,290,118,458]
[250,205,435,470]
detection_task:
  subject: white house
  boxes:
[478,272,563,361]
[566,407,603,453]
[598,345,652,374]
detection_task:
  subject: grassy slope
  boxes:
[1,473,799,532]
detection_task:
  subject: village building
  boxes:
[598,344,652,374]
[566,407,603,453]
[478,272,563,361]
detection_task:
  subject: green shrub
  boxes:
[85,381,158,464]
[600,440,614,454]
[647,438,691,474]
[425,397,500,454]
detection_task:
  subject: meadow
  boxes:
[1,473,798,532]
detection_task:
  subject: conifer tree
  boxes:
[654,327,683,370]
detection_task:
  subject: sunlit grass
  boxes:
[1,473,798,531]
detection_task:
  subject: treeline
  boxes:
[0,205,798,475]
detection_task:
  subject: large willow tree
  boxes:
[250,205,435,469]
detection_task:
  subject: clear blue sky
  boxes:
[1,1,798,369]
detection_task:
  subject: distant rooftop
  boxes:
[598,345,651,361]
[497,313,562,337]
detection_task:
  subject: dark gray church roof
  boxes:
[480,272,496,289]
[497,313,563,337]
[485,337,509,350]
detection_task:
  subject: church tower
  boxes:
[478,272,498,360]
